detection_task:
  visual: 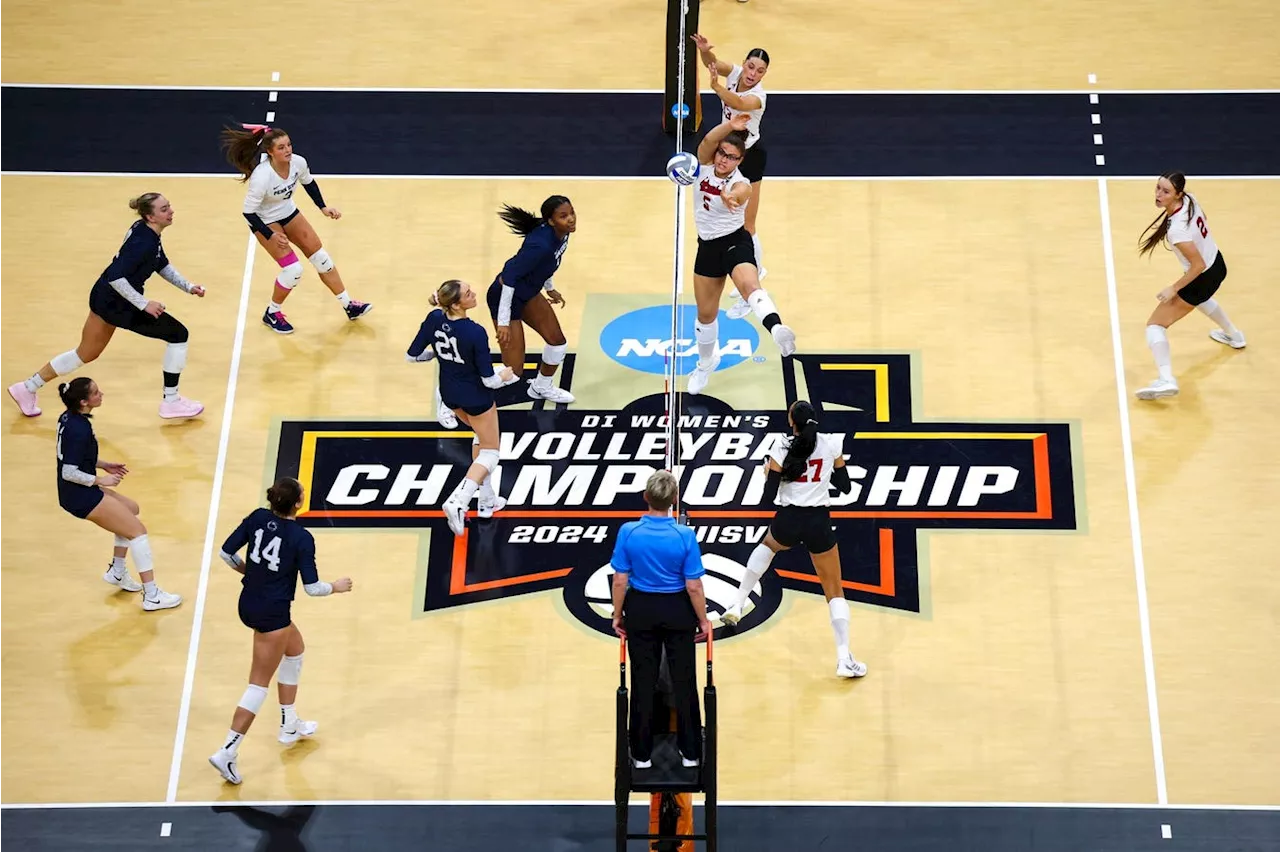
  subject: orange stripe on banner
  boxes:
[1032,433,1053,518]
[777,528,896,596]
[304,508,1048,520]
[449,531,571,594]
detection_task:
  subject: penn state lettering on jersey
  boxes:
[694,164,752,240]
[498,223,570,300]
[770,433,845,508]
[244,153,315,224]
[221,508,319,603]
[1166,193,1220,271]
[55,411,98,494]
[407,309,496,405]
[90,221,169,299]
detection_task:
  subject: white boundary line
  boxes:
[3,82,1279,94]
[162,231,257,802]
[3,171,1279,181]
[3,799,1277,811]
[1097,177,1168,806]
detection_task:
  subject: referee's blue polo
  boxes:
[610,515,705,593]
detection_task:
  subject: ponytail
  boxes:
[266,476,304,516]
[58,377,94,413]
[220,125,290,181]
[780,400,819,482]
[128,193,163,218]
[498,194,572,236]
[429,279,465,313]
[1139,171,1193,257]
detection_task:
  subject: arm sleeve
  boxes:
[61,464,97,487]
[406,318,434,360]
[219,516,252,559]
[304,580,334,596]
[682,530,706,580]
[157,264,194,293]
[297,533,320,586]
[609,525,634,575]
[242,212,275,240]
[102,230,153,309]
[302,180,326,209]
[830,464,852,494]
[762,467,782,505]
[496,281,517,326]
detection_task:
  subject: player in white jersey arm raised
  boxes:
[1135,171,1246,400]
[687,114,796,397]
[723,400,867,679]
[692,35,770,320]
[221,124,373,335]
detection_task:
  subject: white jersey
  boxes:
[243,153,315,224]
[693,164,751,240]
[770,432,845,508]
[719,65,767,149]
[1165,193,1219,271]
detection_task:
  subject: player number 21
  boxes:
[434,331,464,364]
[250,529,282,572]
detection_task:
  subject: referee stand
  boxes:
[615,635,717,851]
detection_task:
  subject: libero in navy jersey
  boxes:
[221,123,372,336]
[210,477,353,786]
[407,280,516,537]
[8,193,206,421]
[51,377,183,611]
[720,401,865,680]
[485,196,578,405]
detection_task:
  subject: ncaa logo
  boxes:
[599,304,759,376]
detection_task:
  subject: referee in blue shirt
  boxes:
[611,470,712,769]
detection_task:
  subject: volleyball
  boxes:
[666,152,700,186]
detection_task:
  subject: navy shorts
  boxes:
[248,208,300,233]
[59,485,105,519]
[486,279,530,325]
[238,594,293,634]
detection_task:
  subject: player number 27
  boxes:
[795,458,824,483]
[434,331,464,364]
[250,529,283,572]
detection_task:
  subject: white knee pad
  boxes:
[128,534,153,572]
[308,249,334,274]
[162,342,188,373]
[1196,298,1219,316]
[475,448,500,474]
[237,683,270,715]
[50,350,85,375]
[277,653,304,686]
[1145,324,1168,347]
[277,261,304,290]
[541,342,567,366]
[114,535,130,548]
[472,435,481,447]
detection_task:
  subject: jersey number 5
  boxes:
[795,458,825,482]
[434,331,464,364]
[250,529,282,572]
[1195,216,1209,238]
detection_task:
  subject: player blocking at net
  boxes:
[687,113,796,396]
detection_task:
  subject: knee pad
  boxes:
[308,249,334,274]
[277,653,304,686]
[128,534,153,571]
[475,448,500,474]
[472,435,481,447]
[541,342,567,366]
[1145,324,1168,347]
[51,350,85,375]
[828,597,850,623]
[276,261,304,290]
[237,683,270,715]
[114,535,129,549]
[162,342,188,373]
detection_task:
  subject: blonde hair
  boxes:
[128,193,164,218]
[644,470,679,512]
[428,279,465,313]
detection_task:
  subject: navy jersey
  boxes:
[89,221,170,305]
[221,508,319,604]
[497,223,569,301]
[55,411,98,499]
[406,310,496,406]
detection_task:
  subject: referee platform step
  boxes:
[629,730,706,794]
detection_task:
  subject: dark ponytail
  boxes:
[745,47,771,66]
[266,477,304,516]
[1139,171,1197,257]
[498,194,572,236]
[220,125,291,181]
[58,377,94,413]
[780,400,819,482]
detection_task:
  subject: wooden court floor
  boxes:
[3,0,1279,816]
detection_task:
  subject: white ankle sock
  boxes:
[336,291,352,308]
[829,597,851,659]
[1196,298,1239,335]
[281,704,298,727]
[223,729,243,755]
[694,319,718,365]
[732,544,775,610]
